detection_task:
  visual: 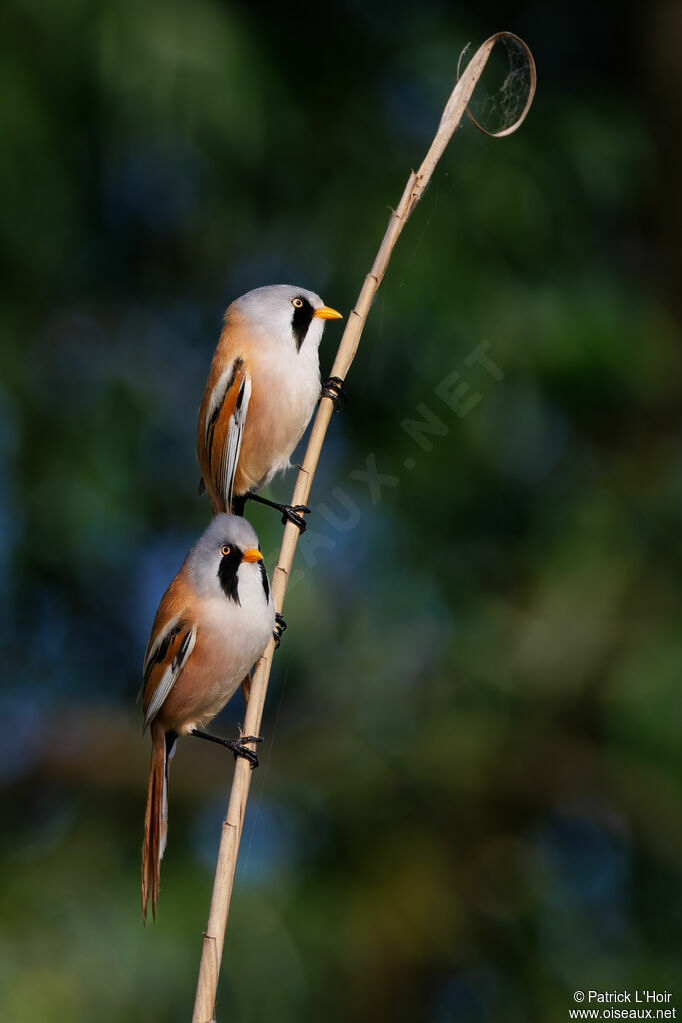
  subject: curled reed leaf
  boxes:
[457,31,537,138]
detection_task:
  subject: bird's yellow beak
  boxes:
[314,306,343,320]
[242,548,263,563]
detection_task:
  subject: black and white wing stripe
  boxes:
[202,356,252,511]
[220,372,251,512]
[142,617,197,732]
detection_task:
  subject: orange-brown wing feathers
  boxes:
[141,573,198,923]
[197,311,253,514]
[142,575,197,732]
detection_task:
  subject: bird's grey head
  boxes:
[186,513,266,603]
[232,284,342,353]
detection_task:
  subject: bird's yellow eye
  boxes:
[221,544,231,556]
[292,298,303,308]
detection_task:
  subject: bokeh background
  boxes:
[2,1,681,1020]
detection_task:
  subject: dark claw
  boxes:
[245,493,310,531]
[190,728,264,769]
[273,612,287,649]
[280,503,310,533]
[321,376,347,412]
[226,735,264,770]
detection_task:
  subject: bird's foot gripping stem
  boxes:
[226,735,263,769]
[279,503,310,532]
[321,376,347,412]
[244,493,310,533]
[190,729,264,769]
[273,612,287,649]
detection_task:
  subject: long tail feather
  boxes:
[141,723,173,923]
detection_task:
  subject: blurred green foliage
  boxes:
[1,1,681,1020]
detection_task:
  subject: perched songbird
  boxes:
[141,514,275,922]
[197,284,343,531]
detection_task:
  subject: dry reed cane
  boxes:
[192,31,536,1023]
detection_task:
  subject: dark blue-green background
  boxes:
[2,2,681,1020]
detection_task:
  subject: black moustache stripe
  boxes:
[259,561,270,602]
[218,546,242,604]
[291,298,314,351]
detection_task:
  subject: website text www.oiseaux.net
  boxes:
[569,991,676,1020]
